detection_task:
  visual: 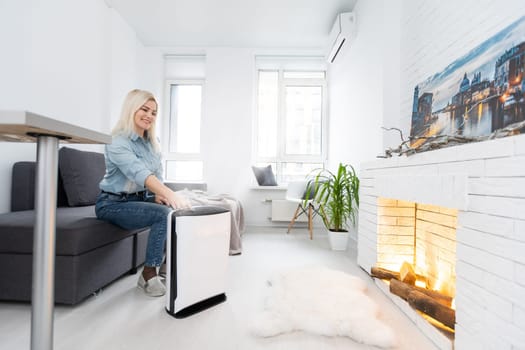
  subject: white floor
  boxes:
[0,228,438,350]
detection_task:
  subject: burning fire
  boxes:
[415,280,426,288]
[430,270,455,298]
[433,277,443,292]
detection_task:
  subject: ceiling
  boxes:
[105,0,357,48]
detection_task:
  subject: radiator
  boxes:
[270,200,307,222]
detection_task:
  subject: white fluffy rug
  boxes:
[252,266,397,348]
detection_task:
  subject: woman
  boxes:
[96,89,191,297]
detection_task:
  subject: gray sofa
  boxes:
[0,147,150,305]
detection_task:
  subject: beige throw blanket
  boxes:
[177,189,245,255]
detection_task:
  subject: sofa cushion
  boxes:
[11,161,69,211]
[0,206,148,256]
[59,147,105,206]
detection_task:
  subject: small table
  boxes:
[0,110,111,350]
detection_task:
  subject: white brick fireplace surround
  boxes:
[357,134,525,350]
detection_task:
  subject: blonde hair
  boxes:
[112,89,161,152]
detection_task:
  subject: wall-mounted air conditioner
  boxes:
[326,12,356,64]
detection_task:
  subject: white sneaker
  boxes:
[137,274,166,297]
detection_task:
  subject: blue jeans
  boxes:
[95,191,172,267]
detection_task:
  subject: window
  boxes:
[164,80,204,181]
[255,66,327,183]
[163,55,205,182]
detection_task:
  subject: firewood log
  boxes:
[371,265,427,287]
[389,278,453,307]
[408,290,456,329]
[370,267,400,280]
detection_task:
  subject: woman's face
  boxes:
[134,99,157,136]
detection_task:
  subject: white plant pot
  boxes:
[328,230,348,251]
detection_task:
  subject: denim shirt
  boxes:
[99,132,163,194]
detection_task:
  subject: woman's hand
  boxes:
[165,191,192,210]
[155,192,191,209]
[154,195,169,206]
[145,174,192,209]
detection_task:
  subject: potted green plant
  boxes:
[305,163,360,250]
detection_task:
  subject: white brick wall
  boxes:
[376,174,468,209]
[516,263,525,287]
[514,305,525,331]
[358,133,525,349]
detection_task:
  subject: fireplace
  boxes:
[357,134,525,349]
[376,197,457,297]
[374,197,457,343]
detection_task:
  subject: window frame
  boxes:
[254,68,328,182]
[162,78,205,182]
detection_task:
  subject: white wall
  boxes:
[327,0,394,173]
[201,48,275,226]
[109,9,139,129]
[0,0,26,110]
[381,1,402,151]
[325,0,402,241]
[0,0,146,213]
[201,49,255,197]
[0,0,33,214]
[108,15,164,129]
[26,0,110,131]
[137,48,164,102]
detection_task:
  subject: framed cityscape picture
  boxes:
[410,16,525,149]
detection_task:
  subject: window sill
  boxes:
[250,185,287,191]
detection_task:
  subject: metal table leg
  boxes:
[30,136,59,350]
